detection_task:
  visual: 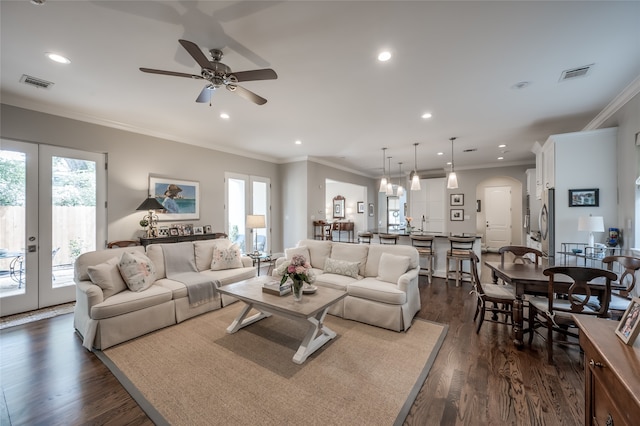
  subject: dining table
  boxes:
[484,260,618,348]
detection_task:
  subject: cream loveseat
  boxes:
[274,239,420,331]
[74,239,256,350]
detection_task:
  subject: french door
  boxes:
[0,139,106,316]
[225,172,270,254]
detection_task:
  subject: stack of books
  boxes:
[262,280,291,296]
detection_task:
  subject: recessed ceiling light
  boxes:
[31,0,46,5]
[295,140,302,145]
[498,156,504,160]
[446,161,452,165]
[437,152,443,156]
[421,113,432,119]
[377,51,391,62]
[45,52,70,64]
[220,113,230,119]
[498,144,506,148]
[511,81,530,90]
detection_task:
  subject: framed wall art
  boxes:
[150,176,200,221]
[333,195,345,218]
[357,201,364,214]
[450,194,464,206]
[568,188,599,207]
[450,209,464,221]
[615,297,640,345]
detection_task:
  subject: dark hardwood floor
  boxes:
[1,254,585,425]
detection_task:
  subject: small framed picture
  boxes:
[169,227,179,236]
[183,224,193,235]
[158,226,170,237]
[569,188,599,207]
[193,226,204,235]
[204,225,212,234]
[450,209,464,221]
[615,297,640,345]
[357,201,364,214]
[450,194,464,206]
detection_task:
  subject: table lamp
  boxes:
[578,215,604,247]
[137,197,165,238]
[246,214,266,254]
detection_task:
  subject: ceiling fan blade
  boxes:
[227,84,267,105]
[178,39,212,69]
[196,86,216,103]
[139,68,202,79]
[231,69,278,82]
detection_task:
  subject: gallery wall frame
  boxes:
[450,209,464,221]
[149,176,200,221]
[357,201,364,214]
[568,188,599,207]
[450,194,464,206]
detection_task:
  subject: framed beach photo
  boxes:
[568,188,599,207]
[450,194,464,206]
[149,175,200,221]
[615,297,640,345]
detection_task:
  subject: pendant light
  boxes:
[447,137,459,189]
[410,142,421,191]
[397,162,405,197]
[386,156,394,195]
[379,147,388,192]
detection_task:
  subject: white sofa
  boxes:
[274,239,421,331]
[74,239,256,351]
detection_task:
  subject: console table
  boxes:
[139,232,227,247]
[575,316,640,426]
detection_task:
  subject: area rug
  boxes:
[97,303,447,426]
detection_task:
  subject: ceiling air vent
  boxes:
[559,64,594,82]
[20,74,54,89]
[462,148,477,153]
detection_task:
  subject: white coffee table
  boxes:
[217,276,347,364]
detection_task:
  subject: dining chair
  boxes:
[357,232,373,244]
[446,236,475,287]
[499,245,542,265]
[410,235,434,283]
[601,255,640,320]
[528,266,616,364]
[468,252,516,333]
[379,234,399,245]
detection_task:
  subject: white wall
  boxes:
[325,180,367,236]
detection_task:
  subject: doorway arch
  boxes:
[475,176,523,252]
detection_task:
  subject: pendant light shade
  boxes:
[447,137,459,189]
[385,156,394,195]
[410,143,421,191]
[397,162,404,197]
[379,148,388,192]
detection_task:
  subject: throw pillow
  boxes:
[118,251,157,292]
[323,257,360,279]
[285,246,311,264]
[87,256,128,299]
[211,244,243,270]
[194,239,233,271]
[377,252,411,284]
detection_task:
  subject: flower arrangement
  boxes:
[406,216,413,226]
[277,254,314,287]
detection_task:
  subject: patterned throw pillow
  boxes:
[118,251,157,292]
[211,244,243,270]
[87,256,128,299]
[323,257,360,279]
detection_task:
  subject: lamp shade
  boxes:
[246,214,266,229]
[578,216,604,232]
[136,197,165,211]
[446,172,459,189]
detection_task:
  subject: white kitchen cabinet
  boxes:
[541,139,555,189]
[531,141,543,199]
[409,177,445,233]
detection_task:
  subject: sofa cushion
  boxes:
[313,273,355,291]
[118,251,157,292]
[285,246,311,264]
[211,244,243,270]
[323,257,360,279]
[364,244,419,278]
[87,256,128,299]
[90,285,173,320]
[377,252,411,284]
[194,239,233,271]
[145,244,166,279]
[348,278,407,305]
[200,266,257,286]
[297,240,332,270]
[330,242,368,276]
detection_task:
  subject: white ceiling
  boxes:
[2,1,640,178]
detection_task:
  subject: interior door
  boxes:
[485,186,511,250]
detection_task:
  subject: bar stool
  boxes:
[358,232,373,244]
[446,236,476,287]
[379,233,399,244]
[410,235,434,283]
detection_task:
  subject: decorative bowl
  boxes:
[571,248,583,254]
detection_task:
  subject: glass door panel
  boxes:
[251,178,270,254]
[226,174,247,252]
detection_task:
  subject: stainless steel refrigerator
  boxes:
[540,188,555,264]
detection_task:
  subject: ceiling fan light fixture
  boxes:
[411,143,421,191]
[447,137,459,189]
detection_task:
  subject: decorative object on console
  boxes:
[246,214,266,255]
[204,225,212,234]
[446,137,459,189]
[149,176,199,220]
[607,227,620,247]
[136,197,165,238]
[615,297,640,345]
[569,188,599,207]
[378,147,388,192]
[578,215,604,247]
[410,142,421,191]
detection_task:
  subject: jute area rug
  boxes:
[97,303,447,426]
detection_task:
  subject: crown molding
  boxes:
[584,74,640,130]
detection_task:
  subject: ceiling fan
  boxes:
[140,39,277,105]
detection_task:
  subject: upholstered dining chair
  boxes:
[499,245,542,266]
[467,252,516,333]
[410,235,435,283]
[446,236,475,287]
[528,266,616,364]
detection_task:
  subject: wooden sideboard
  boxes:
[575,316,640,426]
[139,232,227,248]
